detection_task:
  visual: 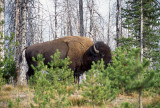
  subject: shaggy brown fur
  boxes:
[25,36,112,83]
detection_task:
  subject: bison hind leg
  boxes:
[26,67,34,82]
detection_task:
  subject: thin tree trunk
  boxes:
[79,0,84,36]
[116,0,121,47]
[127,0,130,38]
[140,0,143,62]
[120,0,122,37]
[18,0,27,85]
[28,14,34,45]
[38,0,41,43]
[139,89,143,108]
[0,0,4,61]
[107,0,111,44]
[15,0,21,81]
[139,0,143,107]
[89,0,96,41]
[63,13,66,36]
[89,0,93,34]
[85,10,88,37]
[67,0,72,36]
[54,0,58,38]
[49,13,54,39]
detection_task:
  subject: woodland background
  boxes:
[0,0,160,108]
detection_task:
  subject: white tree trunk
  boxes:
[127,0,130,38]
[88,0,95,41]
[107,0,111,45]
[18,0,27,85]
[139,0,143,107]
[79,0,84,36]
[15,0,21,81]
[116,0,121,47]
[140,0,143,63]
[38,0,42,43]
[54,0,58,38]
[67,0,73,36]
[0,0,4,61]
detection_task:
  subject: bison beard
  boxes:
[24,36,112,84]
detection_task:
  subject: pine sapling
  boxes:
[82,59,117,106]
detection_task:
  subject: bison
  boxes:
[24,36,112,83]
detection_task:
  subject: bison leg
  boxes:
[74,72,80,89]
[74,72,79,83]
[74,73,77,83]
[26,66,34,82]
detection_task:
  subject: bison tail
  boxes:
[19,47,28,63]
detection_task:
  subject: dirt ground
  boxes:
[0,85,159,108]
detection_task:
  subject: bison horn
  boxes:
[93,44,99,53]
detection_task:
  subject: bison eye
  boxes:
[102,54,105,57]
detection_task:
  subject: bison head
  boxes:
[83,41,112,70]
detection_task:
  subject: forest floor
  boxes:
[0,84,159,108]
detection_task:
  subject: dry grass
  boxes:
[69,104,112,108]
[15,85,30,92]
[69,105,97,108]
[0,84,160,108]
[0,96,12,102]
[145,96,160,107]
[66,85,76,93]
[2,85,14,91]
[110,92,160,108]
[68,94,85,106]
[0,90,11,96]
[68,89,86,106]
[0,85,13,102]
[0,84,34,108]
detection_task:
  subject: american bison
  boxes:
[24,36,112,83]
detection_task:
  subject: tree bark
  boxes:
[0,0,4,62]
[107,0,111,45]
[54,0,58,38]
[89,0,93,34]
[67,0,73,36]
[127,0,130,38]
[140,0,143,63]
[28,13,34,45]
[18,0,27,85]
[116,0,121,47]
[88,0,95,41]
[79,0,84,36]
[139,89,143,108]
[139,0,143,107]
[38,0,42,43]
[15,0,21,82]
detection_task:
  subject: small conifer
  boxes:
[81,59,117,106]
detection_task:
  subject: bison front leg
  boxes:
[74,72,79,84]
[74,72,80,89]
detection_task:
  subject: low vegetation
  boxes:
[0,47,160,108]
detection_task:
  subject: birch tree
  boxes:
[139,0,143,108]
[107,0,111,45]
[37,0,41,43]
[116,0,121,47]
[15,0,21,81]
[0,0,4,61]
[54,0,58,38]
[66,0,73,36]
[87,0,95,41]
[79,0,84,36]
[18,0,27,85]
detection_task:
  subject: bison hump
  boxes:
[64,36,93,66]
